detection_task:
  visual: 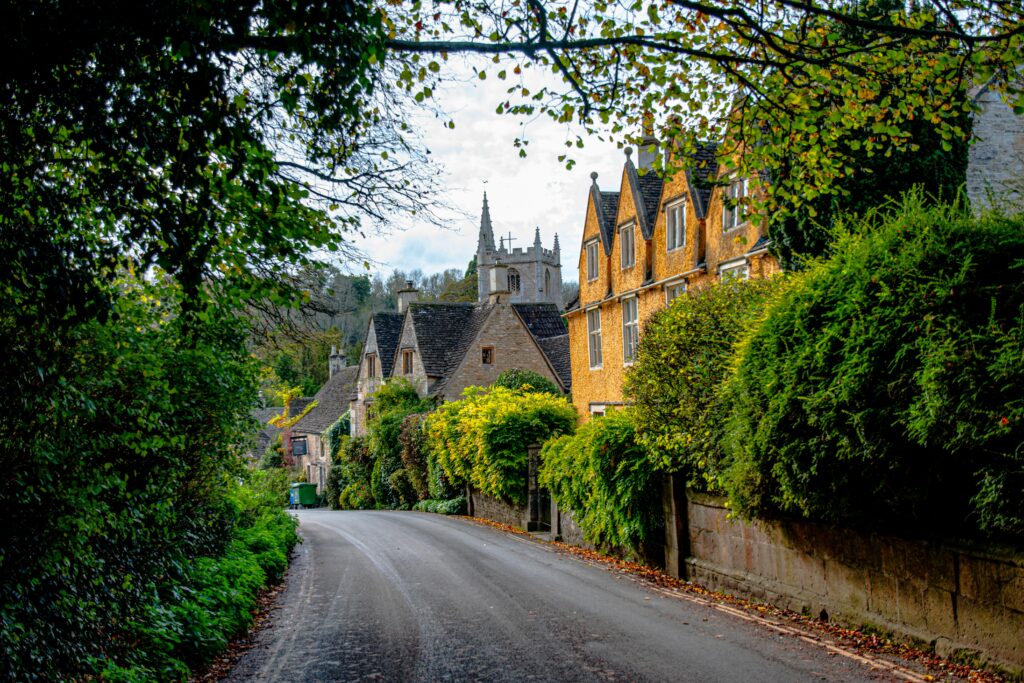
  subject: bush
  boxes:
[412,497,467,515]
[492,368,561,396]
[399,413,430,500]
[624,277,782,490]
[722,197,1024,541]
[425,386,577,505]
[366,379,431,509]
[540,410,662,556]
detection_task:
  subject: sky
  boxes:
[350,58,626,282]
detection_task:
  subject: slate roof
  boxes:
[685,142,719,220]
[512,303,568,339]
[537,335,572,391]
[598,191,620,255]
[292,366,360,435]
[371,312,404,377]
[408,303,480,377]
[512,303,572,391]
[636,171,665,240]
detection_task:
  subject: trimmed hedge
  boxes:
[540,410,662,557]
[492,367,561,396]
[722,197,1024,541]
[412,497,467,515]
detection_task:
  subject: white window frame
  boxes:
[622,296,639,365]
[719,258,750,282]
[722,177,749,231]
[586,307,603,369]
[665,199,686,252]
[585,239,600,281]
[665,281,687,305]
[619,222,636,269]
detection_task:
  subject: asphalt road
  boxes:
[224,510,917,683]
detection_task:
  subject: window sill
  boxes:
[589,364,603,371]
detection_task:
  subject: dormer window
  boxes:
[666,199,686,251]
[723,177,749,231]
[619,222,635,269]
[366,353,377,378]
[585,239,600,281]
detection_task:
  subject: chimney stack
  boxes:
[488,260,509,304]
[638,112,659,171]
[397,280,419,314]
[328,345,346,379]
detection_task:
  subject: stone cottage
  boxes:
[290,346,359,493]
[350,270,571,437]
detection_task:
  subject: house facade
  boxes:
[565,144,780,420]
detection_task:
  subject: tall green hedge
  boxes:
[624,277,782,490]
[722,197,1024,541]
[365,379,431,509]
[540,410,662,557]
[425,386,577,505]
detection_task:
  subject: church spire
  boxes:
[477,192,496,255]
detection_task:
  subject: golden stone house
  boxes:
[564,143,779,420]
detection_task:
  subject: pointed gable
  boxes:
[589,174,621,256]
[684,141,719,220]
[370,312,404,377]
[624,150,664,240]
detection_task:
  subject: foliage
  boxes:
[331,436,375,511]
[259,433,286,470]
[540,411,662,556]
[624,277,783,490]
[721,196,1024,541]
[365,379,432,509]
[399,413,431,500]
[386,0,1012,229]
[96,469,297,681]
[492,368,561,396]
[412,497,468,515]
[325,413,352,460]
[268,397,317,429]
[425,387,577,505]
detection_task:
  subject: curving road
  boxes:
[225,510,918,682]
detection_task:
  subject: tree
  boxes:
[383,0,1021,235]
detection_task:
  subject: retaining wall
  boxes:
[684,491,1024,674]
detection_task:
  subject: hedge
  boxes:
[540,410,662,557]
[721,196,1024,541]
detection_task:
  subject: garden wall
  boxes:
[682,491,1024,674]
[467,486,526,529]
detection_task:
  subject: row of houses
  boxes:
[264,86,1023,493]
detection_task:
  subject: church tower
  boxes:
[474,193,563,307]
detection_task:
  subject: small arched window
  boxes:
[508,268,521,293]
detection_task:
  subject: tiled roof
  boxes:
[414,303,494,397]
[371,312,404,377]
[512,303,567,339]
[636,172,664,240]
[685,142,719,220]
[537,334,572,391]
[599,191,620,254]
[408,303,484,377]
[292,366,360,435]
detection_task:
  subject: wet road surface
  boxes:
[225,510,919,682]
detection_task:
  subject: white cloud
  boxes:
[352,58,626,277]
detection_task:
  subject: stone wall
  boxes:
[468,487,526,529]
[684,492,1024,674]
[968,86,1024,213]
[552,504,594,550]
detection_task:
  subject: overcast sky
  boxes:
[349,58,626,282]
